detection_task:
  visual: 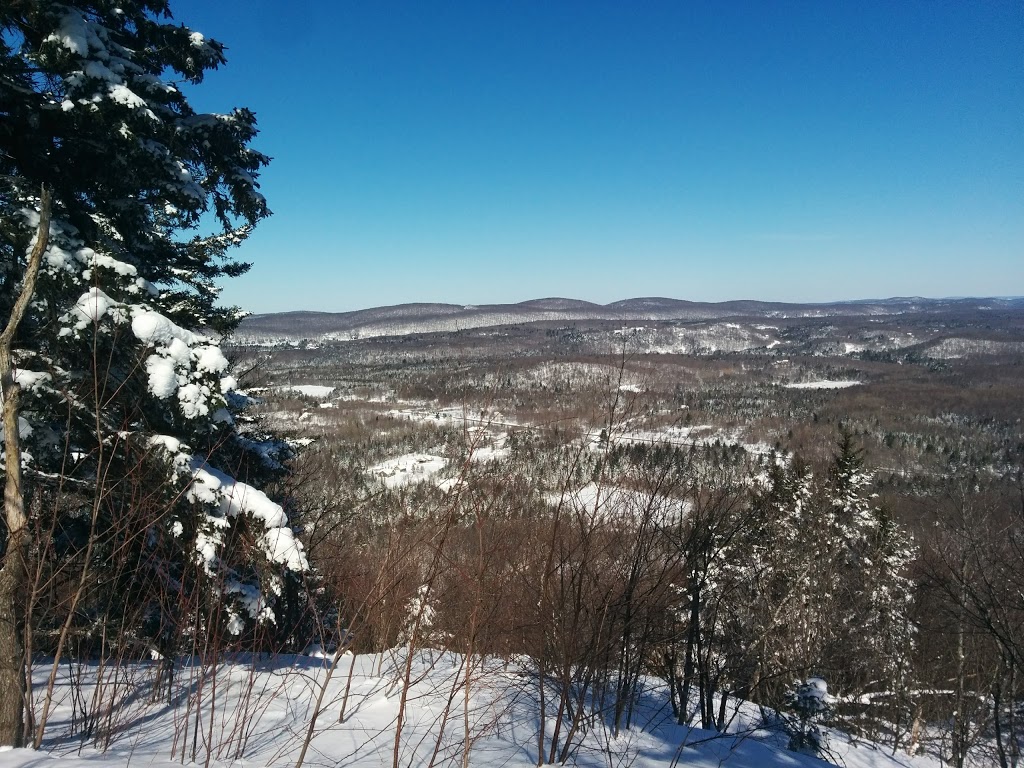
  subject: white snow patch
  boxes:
[189,459,307,573]
[144,355,178,399]
[784,380,863,390]
[546,482,689,524]
[279,384,336,398]
[196,345,229,374]
[145,439,308,588]
[368,453,447,488]
[65,288,126,329]
[132,311,200,346]
[468,436,511,463]
[12,370,51,391]
[44,11,99,55]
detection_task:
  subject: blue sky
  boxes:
[172,1,1023,314]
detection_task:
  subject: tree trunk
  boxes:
[0,470,29,746]
[0,187,50,746]
[994,665,1010,768]
[680,573,700,724]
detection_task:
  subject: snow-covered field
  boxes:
[368,453,448,488]
[361,418,780,493]
[385,403,518,430]
[609,323,780,355]
[278,384,337,398]
[365,435,512,491]
[466,433,511,463]
[545,482,690,524]
[2,652,942,768]
[589,424,776,458]
[784,380,863,390]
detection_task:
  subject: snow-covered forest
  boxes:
[237,330,1023,768]
[2,2,1023,768]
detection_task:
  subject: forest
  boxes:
[232,316,1024,767]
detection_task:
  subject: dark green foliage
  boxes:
[1,0,305,660]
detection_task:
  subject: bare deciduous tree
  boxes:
[0,187,49,746]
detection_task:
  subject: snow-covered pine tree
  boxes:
[0,0,306,745]
[825,429,916,741]
[742,436,916,746]
[740,454,823,703]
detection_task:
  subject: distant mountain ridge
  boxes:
[233,296,1024,344]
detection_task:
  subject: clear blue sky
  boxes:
[171,0,1023,314]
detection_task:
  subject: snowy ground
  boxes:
[368,453,448,488]
[277,384,337,398]
[545,481,689,524]
[385,403,519,431]
[1,652,942,768]
[362,417,777,494]
[587,424,777,458]
[784,380,863,390]
[466,433,510,463]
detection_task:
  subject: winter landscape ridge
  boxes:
[234,295,1024,345]
[217,294,1024,768]
[3,289,1021,768]
[2,1,1022,767]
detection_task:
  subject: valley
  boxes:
[211,296,1024,766]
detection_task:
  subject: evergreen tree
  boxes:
[825,430,916,740]
[740,455,823,701]
[0,0,306,745]
[739,438,915,743]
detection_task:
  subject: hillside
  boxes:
[234,296,1024,345]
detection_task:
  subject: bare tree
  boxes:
[0,187,49,746]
